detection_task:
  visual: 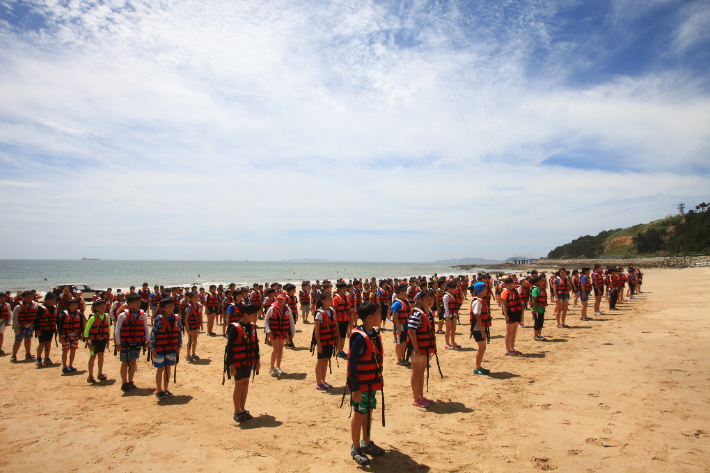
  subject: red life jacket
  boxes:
[18,302,38,325]
[230,322,258,368]
[408,308,436,355]
[310,288,319,304]
[502,288,522,313]
[139,288,150,303]
[88,314,110,340]
[205,293,221,313]
[435,289,444,307]
[571,276,580,291]
[154,314,180,352]
[228,302,242,324]
[354,288,362,305]
[446,292,459,315]
[61,309,83,335]
[333,294,350,322]
[57,294,70,312]
[394,298,411,326]
[299,290,310,304]
[185,303,202,331]
[347,327,384,391]
[470,297,492,327]
[0,302,11,324]
[251,291,263,307]
[287,294,298,314]
[268,303,290,338]
[534,287,547,307]
[581,276,592,292]
[315,308,337,346]
[151,292,162,306]
[556,277,570,295]
[406,286,418,302]
[119,310,146,343]
[37,305,58,331]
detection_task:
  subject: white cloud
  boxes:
[0,0,708,261]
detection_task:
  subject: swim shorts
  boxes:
[153,350,176,368]
[14,325,34,342]
[90,338,107,355]
[120,344,142,362]
[61,332,80,351]
[351,390,378,414]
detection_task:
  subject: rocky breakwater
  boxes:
[453,255,710,271]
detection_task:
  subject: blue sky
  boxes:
[0,0,708,261]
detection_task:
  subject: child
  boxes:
[184,292,203,360]
[138,283,151,315]
[592,264,605,316]
[84,299,111,382]
[312,292,338,390]
[530,277,547,341]
[110,292,126,323]
[434,279,445,334]
[57,298,85,372]
[285,284,298,348]
[299,282,311,323]
[377,280,390,331]
[150,298,183,400]
[11,291,38,362]
[0,292,10,355]
[225,304,260,422]
[442,281,459,350]
[469,282,491,374]
[407,290,438,406]
[34,292,58,366]
[115,294,150,392]
[579,268,592,321]
[571,269,580,306]
[150,285,162,322]
[264,293,295,376]
[225,290,244,333]
[501,277,522,356]
[204,285,220,336]
[390,284,411,366]
[347,301,386,465]
[333,283,351,359]
[553,269,570,327]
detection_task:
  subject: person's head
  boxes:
[356,302,380,327]
[316,291,332,310]
[582,267,590,275]
[419,289,435,310]
[430,279,438,288]
[92,299,106,313]
[241,304,258,323]
[126,293,141,310]
[558,268,567,277]
[531,270,538,276]
[22,290,33,303]
[233,290,243,302]
[159,297,175,315]
[395,284,407,297]
[446,281,457,291]
[266,288,275,297]
[67,298,79,312]
[153,285,159,291]
[62,286,70,295]
[276,293,287,308]
[504,277,515,289]
[336,282,347,295]
[471,282,488,298]
[530,276,543,287]
[209,284,217,293]
[116,292,125,301]
[571,269,579,276]
[44,292,56,305]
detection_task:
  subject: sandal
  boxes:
[351,446,370,465]
[87,377,96,383]
[10,356,17,362]
[242,411,254,421]
[361,440,386,456]
[25,353,35,359]
[98,374,108,380]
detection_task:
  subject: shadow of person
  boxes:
[158,395,193,405]
[487,371,520,380]
[427,401,473,414]
[363,446,431,472]
[237,414,283,429]
[190,358,212,365]
[91,379,117,387]
[520,353,545,358]
[63,369,87,376]
[278,372,307,380]
[123,387,156,397]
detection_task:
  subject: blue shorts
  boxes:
[120,345,142,362]
[578,291,589,302]
[558,294,570,302]
[153,350,177,368]
[15,325,34,342]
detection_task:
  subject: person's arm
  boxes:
[114,313,124,346]
[348,334,365,395]
[314,317,322,350]
[56,312,64,338]
[501,291,509,321]
[407,311,422,355]
[391,301,402,332]
[149,316,161,353]
[287,308,296,336]
[472,300,484,330]
[225,324,238,367]
[531,288,539,313]
[84,315,95,339]
[177,317,183,351]
[443,294,451,317]
[11,306,20,331]
[264,306,272,334]
[33,306,44,332]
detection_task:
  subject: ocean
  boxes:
[0,260,496,292]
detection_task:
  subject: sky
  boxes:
[0,0,708,262]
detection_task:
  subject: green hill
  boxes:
[547,201,709,258]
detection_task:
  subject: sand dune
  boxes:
[1,268,708,472]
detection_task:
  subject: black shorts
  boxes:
[380,304,388,320]
[594,287,604,296]
[91,338,108,354]
[507,310,522,324]
[532,312,545,331]
[471,330,484,342]
[140,302,149,311]
[396,329,408,344]
[337,321,349,339]
[317,344,334,360]
[437,308,444,321]
[234,365,252,381]
[37,330,55,344]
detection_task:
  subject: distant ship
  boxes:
[81,257,100,260]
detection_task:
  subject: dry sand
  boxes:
[1,268,709,472]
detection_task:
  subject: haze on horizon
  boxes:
[1,0,708,262]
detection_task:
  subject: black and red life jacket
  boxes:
[268,303,290,338]
[470,297,492,327]
[37,305,58,331]
[60,309,84,335]
[229,322,258,368]
[347,327,384,391]
[502,288,522,313]
[88,314,110,340]
[408,308,436,355]
[315,308,337,346]
[18,302,38,325]
[333,294,350,323]
[154,314,180,352]
[119,310,146,343]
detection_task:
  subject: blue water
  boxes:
[0,260,494,292]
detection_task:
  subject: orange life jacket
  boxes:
[205,293,221,313]
[119,310,146,343]
[287,294,298,314]
[534,287,547,307]
[333,294,350,322]
[138,288,150,303]
[154,314,180,352]
[315,308,337,346]
[230,322,258,367]
[228,302,242,324]
[556,277,570,295]
[0,302,10,323]
[36,305,58,331]
[393,298,411,326]
[185,303,202,331]
[88,314,110,340]
[470,297,492,327]
[347,327,384,391]
[268,303,290,338]
[61,309,83,335]
[446,292,459,314]
[408,308,436,355]
[581,276,592,293]
[502,288,522,314]
[299,290,310,304]
[151,292,162,306]
[354,288,362,305]
[18,302,38,325]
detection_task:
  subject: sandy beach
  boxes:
[1,267,709,472]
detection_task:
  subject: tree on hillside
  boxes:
[633,228,664,254]
[666,208,710,254]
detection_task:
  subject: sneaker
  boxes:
[480,367,491,375]
[361,440,386,456]
[69,366,77,372]
[276,367,284,375]
[43,358,53,365]
[156,391,167,400]
[473,367,486,375]
[453,343,461,348]
[269,368,278,377]
[445,345,456,350]
[323,382,333,389]
[234,410,246,423]
[121,383,131,392]
[62,367,70,373]
[539,337,547,341]
[36,359,42,367]
[165,390,174,398]
[351,446,370,465]
[316,383,327,391]
[128,381,137,390]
